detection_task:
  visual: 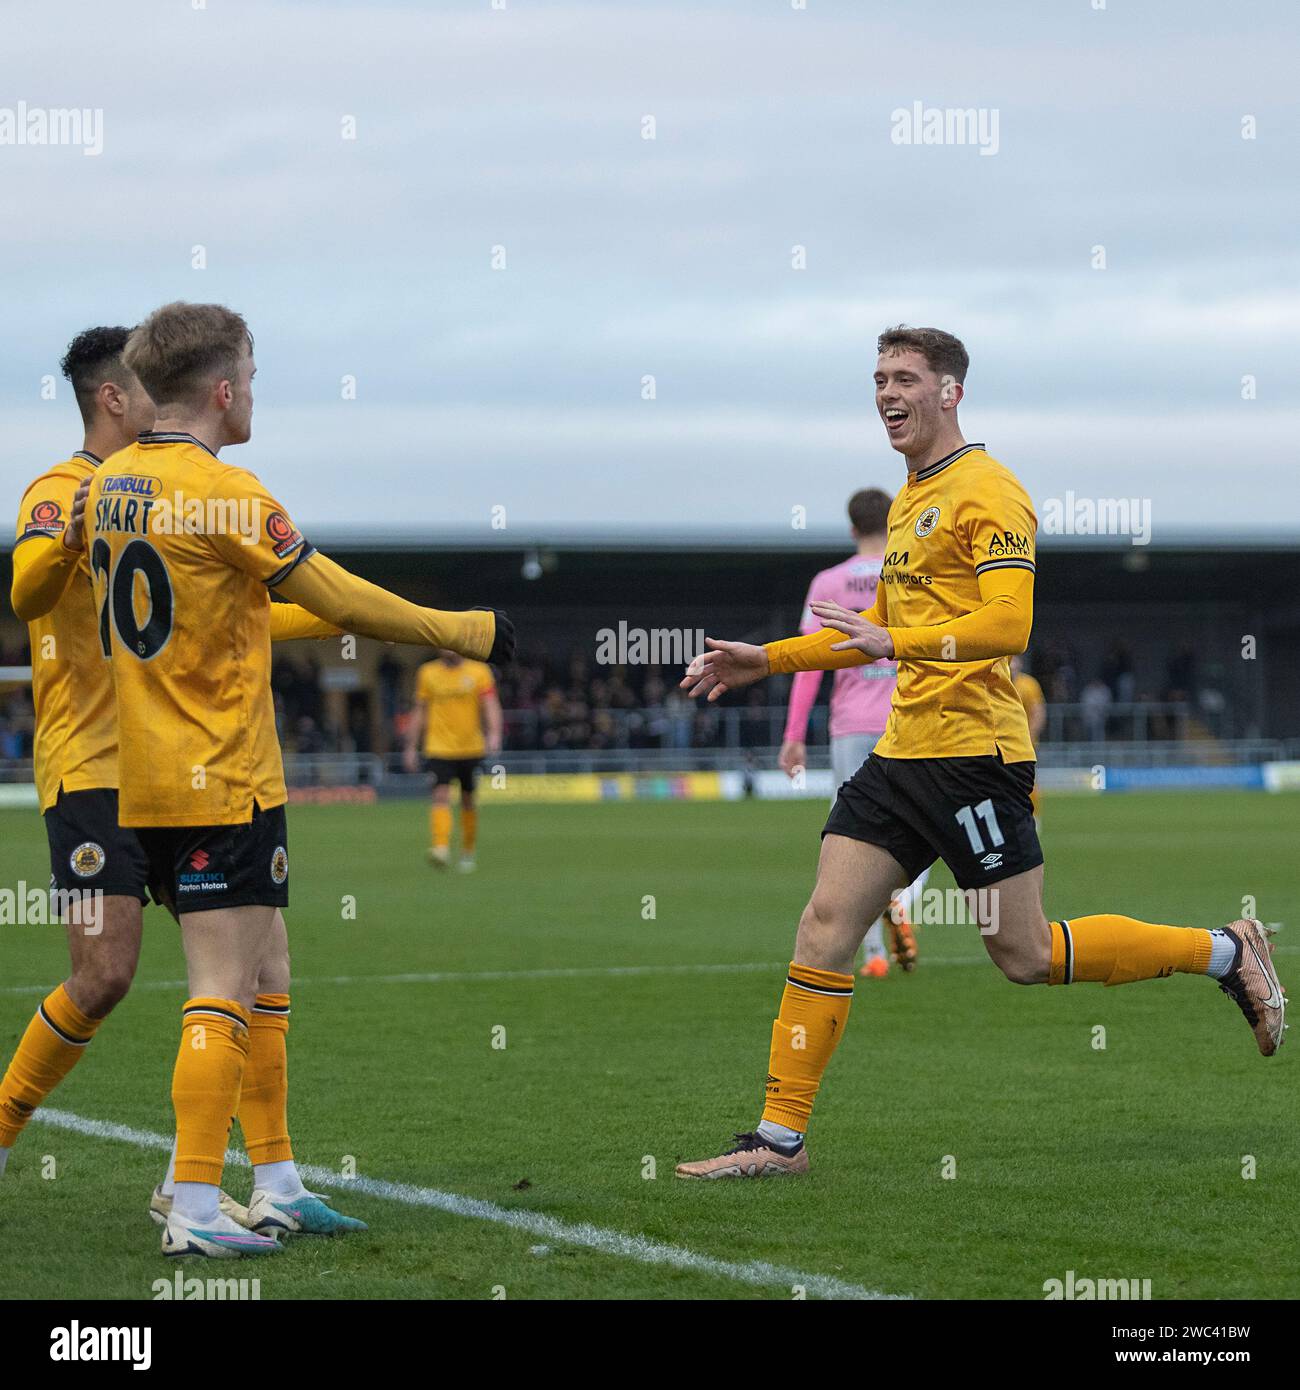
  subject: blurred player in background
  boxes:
[779,487,925,977]
[404,651,502,871]
[1011,654,1046,827]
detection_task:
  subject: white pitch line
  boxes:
[0,962,786,997]
[7,943,1290,997]
[32,1107,900,1301]
[0,955,996,997]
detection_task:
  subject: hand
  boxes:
[809,600,894,659]
[778,740,806,778]
[402,746,419,774]
[485,733,502,756]
[680,638,769,703]
[476,607,516,665]
[63,477,91,552]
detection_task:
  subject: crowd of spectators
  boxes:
[0,632,1223,763]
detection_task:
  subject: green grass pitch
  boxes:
[0,791,1294,1300]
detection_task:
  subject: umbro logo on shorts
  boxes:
[980,852,1003,870]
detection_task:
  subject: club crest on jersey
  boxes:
[24,499,64,535]
[70,842,106,878]
[266,512,304,559]
[914,506,941,538]
[270,846,288,885]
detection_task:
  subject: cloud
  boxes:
[2,0,1297,538]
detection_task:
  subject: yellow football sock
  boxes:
[0,984,103,1148]
[760,962,854,1133]
[432,804,452,851]
[1049,915,1213,987]
[172,998,250,1185]
[461,806,478,855]
[236,994,292,1166]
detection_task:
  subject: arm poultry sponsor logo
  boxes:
[985,530,1032,558]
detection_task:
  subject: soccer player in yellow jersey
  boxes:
[404,652,502,870]
[676,325,1286,1180]
[0,329,344,1220]
[1011,654,1046,823]
[85,301,514,1257]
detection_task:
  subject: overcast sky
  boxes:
[2,0,1297,545]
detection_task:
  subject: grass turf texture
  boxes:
[0,792,1294,1300]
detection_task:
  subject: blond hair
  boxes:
[124,301,252,409]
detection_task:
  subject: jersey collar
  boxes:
[138,430,219,459]
[72,449,102,466]
[911,442,984,484]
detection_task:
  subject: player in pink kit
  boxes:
[778,489,929,976]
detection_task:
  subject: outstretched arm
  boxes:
[274,552,515,664]
[268,603,343,642]
[778,567,1032,669]
[764,579,890,676]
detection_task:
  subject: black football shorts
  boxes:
[135,801,289,921]
[424,756,481,796]
[824,752,1043,890]
[45,786,150,901]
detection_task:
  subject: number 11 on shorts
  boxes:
[955,799,1005,854]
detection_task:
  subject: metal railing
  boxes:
[0,706,1285,790]
[502,699,1234,752]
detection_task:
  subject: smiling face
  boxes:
[873,347,963,461]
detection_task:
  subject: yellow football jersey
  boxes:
[12,452,118,811]
[769,444,1037,762]
[85,431,316,827]
[416,658,494,758]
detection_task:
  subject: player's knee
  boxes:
[986,926,1050,985]
[258,949,291,995]
[69,963,134,1017]
[795,895,850,970]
